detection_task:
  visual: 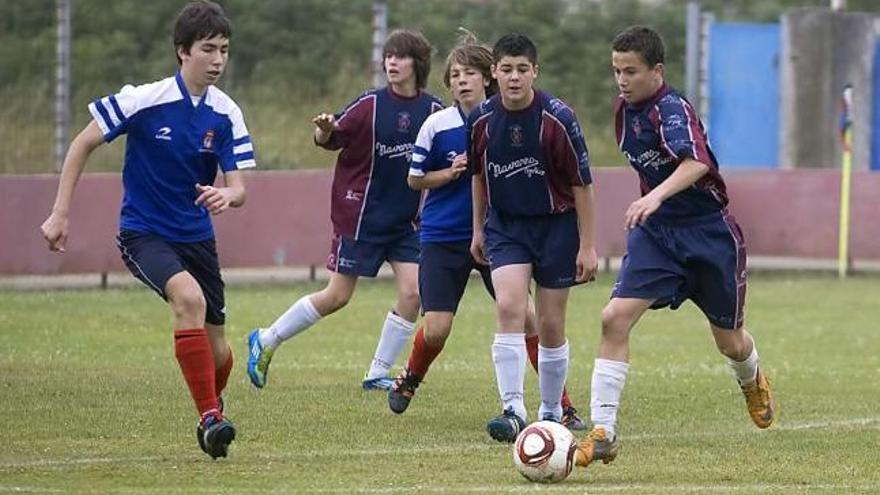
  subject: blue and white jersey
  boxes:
[89,71,255,242]
[409,105,472,244]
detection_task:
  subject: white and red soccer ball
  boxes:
[512,420,577,483]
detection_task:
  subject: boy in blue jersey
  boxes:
[386,33,585,430]
[40,1,253,459]
[575,26,775,469]
[247,30,443,392]
[468,34,599,443]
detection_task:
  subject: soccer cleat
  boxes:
[196,397,226,454]
[246,329,274,389]
[561,406,588,431]
[362,373,395,391]
[388,368,422,414]
[574,426,620,467]
[741,367,775,429]
[486,407,527,443]
[196,411,236,459]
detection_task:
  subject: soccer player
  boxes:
[468,33,598,443]
[575,26,775,468]
[387,33,585,430]
[246,30,443,391]
[40,0,252,459]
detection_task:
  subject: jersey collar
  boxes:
[175,71,208,111]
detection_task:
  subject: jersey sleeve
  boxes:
[656,94,712,165]
[317,92,372,151]
[218,104,256,172]
[546,103,592,186]
[88,84,144,142]
[409,115,436,178]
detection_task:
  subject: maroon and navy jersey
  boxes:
[615,84,728,220]
[319,87,443,242]
[468,90,591,217]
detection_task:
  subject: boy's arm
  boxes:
[470,173,489,265]
[624,157,709,230]
[196,169,247,215]
[573,184,598,283]
[41,120,106,252]
[408,154,468,190]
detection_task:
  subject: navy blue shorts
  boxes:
[485,209,580,289]
[116,230,226,326]
[612,211,747,329]
[326,231,420,277]
[419,240,494,313]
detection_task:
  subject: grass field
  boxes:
[2,273,879,494]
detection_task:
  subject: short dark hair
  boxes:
[383,29,433,90]
[443,31,498,97]
[173,1,231,66]
[492,33,538,65]
[612,26,665,67]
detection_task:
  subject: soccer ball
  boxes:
[512,420,577,484]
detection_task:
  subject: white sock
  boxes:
[537,341,569,422]
[260,295,321,350]
[728,340,759,387]
[365,311,416,380]
[590,358,629,440]
[492,332,527,421]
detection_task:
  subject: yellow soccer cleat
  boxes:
[574,426,620,467]
[741,367,775,428]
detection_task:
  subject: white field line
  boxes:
[301,483,880,494]
[0,416,877,471]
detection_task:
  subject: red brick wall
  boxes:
[2,169,878,275]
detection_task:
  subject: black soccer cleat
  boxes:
[197,410,236,459]
[388,368,422,414]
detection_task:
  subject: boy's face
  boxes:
[492,55,537,107]
[449,62,488,108]
[179,35,229,88]
[612,50,663,104]
[385,54,415,87]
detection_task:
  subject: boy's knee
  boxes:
[601,305,633,339]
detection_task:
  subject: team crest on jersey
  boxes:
[202,130,215,150]
[397,112,411,132]
[631,116,643,137]
[509,125,524,147]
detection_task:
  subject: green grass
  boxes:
[1,273,879,494]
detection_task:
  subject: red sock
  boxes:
[173,328,219,416]
[526,334,573,410]
[215,347,233,397]
[406,326,444,378]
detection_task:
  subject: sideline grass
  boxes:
[1,274,879,493]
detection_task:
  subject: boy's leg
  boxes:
[534,286,570,423]
[388,311,452,413]
[713,325,774,428]
[247,272,356,389]
[575,297,651,468]
[363,260,419,389]
[390,241,476,412]
[206,324,233,397]
[486,263,531,442]
[692,212,773,428]
[167,272,218,416]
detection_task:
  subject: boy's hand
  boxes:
[195,184,234,215]
[624,193,662,230]
[576,246,598,283]
[312,113,339,133]
[446,154,468,181]
[471,229,488,266]
[41,212,69,252]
